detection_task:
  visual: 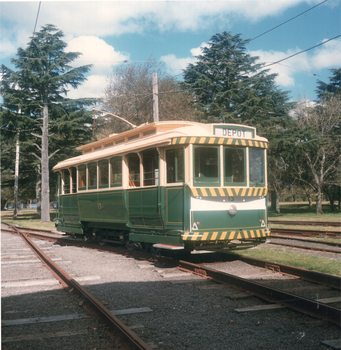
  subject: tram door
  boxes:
[127,151,163,228]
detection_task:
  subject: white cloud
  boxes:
[66,75,108,100]
[161,42,209,75]
[310,38,341,69]
[0,0,315,56]
[66,36,130,76]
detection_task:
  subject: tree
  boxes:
[100,59,196,138]
[316,68,341,100]
[182,31,293,133]
[292,97,341,214]
[1,24,95,222]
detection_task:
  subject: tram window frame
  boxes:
[70,167,77,193]
[224,147,246,186]
[98,160,109,189]
[142,149,159,186]
[63,169,70,194]
[88,162,98,190]
[249,148,265,187]
[110,157,122,187]
[128,155,140,187]
[78,165,86,191]
[193,146,220,186]
[166,148,184,184]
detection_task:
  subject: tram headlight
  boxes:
[227,204,237,217]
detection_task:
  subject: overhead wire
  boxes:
[33,2,41,34]
[249,0,329,42]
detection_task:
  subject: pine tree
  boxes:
[1,24,95,222]
[182,31,293,134]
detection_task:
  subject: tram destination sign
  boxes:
[214,126,255,139]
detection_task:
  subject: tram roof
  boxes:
[53,121,268,171]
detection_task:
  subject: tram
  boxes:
[53,121,270,251]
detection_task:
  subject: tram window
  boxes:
[63,169,70,194]
[249,148,265,187]
[224,147,246,186]
[166,148,184,183]
[88,162,97,189]
[78,165,86,190]
[143,149,159,186]
[110,157,122,187]
[70,167,77,193]
[99,160,109,188]
[128,155,140,187]
[194,146,219,185]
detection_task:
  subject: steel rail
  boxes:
[14,227,152,350]
[270,228,341,238]
[269,234,341,248]
[269,220,341,227]
[178,260,341,326]
[266,239,341,253]
[236,256,341,290]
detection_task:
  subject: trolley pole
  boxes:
[153,72,159,122]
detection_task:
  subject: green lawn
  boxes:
[1,209,57,231]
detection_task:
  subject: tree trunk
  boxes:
[316,186,323,214]
[307,194,313,209]
[274,188,281,214]
[270,191,276,211]
[36,163,42,216]
[41,101,50,222]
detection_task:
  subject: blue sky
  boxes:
[1,0,340,103]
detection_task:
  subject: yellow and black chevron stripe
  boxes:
[191,187,268,197]
[171,137,268,149]
[182,229,269,241]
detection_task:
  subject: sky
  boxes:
[0,0,340,103]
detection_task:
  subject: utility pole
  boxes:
[153,72,159,122]
[13,105,21,219]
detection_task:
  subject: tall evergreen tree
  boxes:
[1,24,95,222]
[182,31,293,134]
[316,68,341,100]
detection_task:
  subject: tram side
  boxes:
[54,122,270,251]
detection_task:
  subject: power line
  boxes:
[33,2,41,34]
[262,35,341,69]
[250,0,329,42]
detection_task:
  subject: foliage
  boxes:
[1,24,96,220]
[316,68,341,100]
[182,31,294,134]
[101,59,196,138]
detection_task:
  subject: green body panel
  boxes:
[60,195,80,223]
[129,232,183,246]
[127,188,163,227]
[77,191,126,222]
[191,209,266,231]
[98,191,126,222]
[56,223,83,234]
[165,186,184,226]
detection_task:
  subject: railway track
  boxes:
[268,220,341,227]
[270,227,341,239]
[2,224,153,350]
[3,223,341,328]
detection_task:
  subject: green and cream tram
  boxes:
[53,121,269,251]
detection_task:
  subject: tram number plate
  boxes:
[194,268,207,277]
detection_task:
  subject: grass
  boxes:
[268,202,341,221]
[1,209,56,231]
[227,247,341,276]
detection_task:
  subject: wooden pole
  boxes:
[13,106,21,219]
[153,72,159,122]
